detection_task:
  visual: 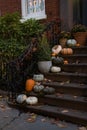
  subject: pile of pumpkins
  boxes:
[16,74,55,105]
[51,42,75,73]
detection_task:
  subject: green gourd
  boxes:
[52,56,64,66]
[43,86,55,94]
[33,85,44,93]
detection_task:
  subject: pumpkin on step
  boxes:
[26,96,38,105]
[52,56,64,66]
[33,85,44,93]
[52,45,62,55]
[33,74,44,82]
[67,39,77,47]
[25,79,35,92]
[61,48,73,55]
[16,94,27,104]
[51,66,61,73]
[43,86,55,94]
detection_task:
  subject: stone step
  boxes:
[61,54,87,63]
[72,46,87,54]
[42,82,87,96]
[30,93,87,111]
[61,63,87,73]
[8,102,87,126]
[44,72,87,83]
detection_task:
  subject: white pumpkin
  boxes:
[51,66,61,73]
[52,45,62,55]
[26,96,38,105]
[33,74,44,82]
[67,39,77,47]
[16,94,27,104]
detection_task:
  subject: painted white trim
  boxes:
[21,0,47,21]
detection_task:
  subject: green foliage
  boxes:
[71,24,87,33]
[0,12,22,40]
[37,33,51,61]
[21,18,44,43]
[0,12,44,79]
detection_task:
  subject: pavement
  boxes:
[0,90,86,130]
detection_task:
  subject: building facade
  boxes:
[0,0,87,30]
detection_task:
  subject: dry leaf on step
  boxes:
[57,122,67,128]
[78,126,87,130]
[61,109,69,113]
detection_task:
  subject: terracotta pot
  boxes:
[59,38,67,48]
[73,32,87,46]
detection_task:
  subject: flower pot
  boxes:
[73,32,87,46]
[38,61,52,73]
[59,38,67,48]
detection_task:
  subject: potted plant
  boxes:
[58,31,71,47]
[71,24,87,46]
[37,33,52,73]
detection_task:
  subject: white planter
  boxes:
[38,61,52,73]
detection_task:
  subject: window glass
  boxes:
[21,0,47,21]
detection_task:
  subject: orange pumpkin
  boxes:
[51,53,56,57]
[61,48,73,55]
[25,79,35,92]
[64,60,68,64]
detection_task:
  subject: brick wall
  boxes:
[0,0,21,16]
[0,0,60,22]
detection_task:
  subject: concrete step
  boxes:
[44,72,87,83]
[61,63,87,73]
[72,46,87,54]
[61,54,87,63]
[42,82,87,96]
[29,93,87,111]
[8,101,87,126]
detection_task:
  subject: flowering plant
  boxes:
[59,31,71,39]
[71,24,87,33]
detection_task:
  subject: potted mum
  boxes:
[59,31,71,47]
[37,32,52,73]
[71,24,87,46]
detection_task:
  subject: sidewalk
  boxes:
[0,90,85,130]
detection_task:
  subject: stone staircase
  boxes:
[9,46,87,126]
[30,46,87,125]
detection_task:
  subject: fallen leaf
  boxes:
[27,113,37,123]
[55,93,64,97]
[73,96,77,99]
[61,109,69,113]
[27,118,36,123]
[60,82,64,85]
[57,122,67,128]
[78,126,87,130]
[65,80,70,83]
[41,118,47,122]
[0,95,3,98]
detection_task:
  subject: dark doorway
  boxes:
[73,0,87,26]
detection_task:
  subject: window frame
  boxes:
[21,0,47,21]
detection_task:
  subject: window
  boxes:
[21,0,47,21]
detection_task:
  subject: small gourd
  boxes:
[67,39,77,47]
[52,56,64,66]
[61,48,73,55]
[33,74,44,82]
[52,45,62,55]
[43,86,55,94]
[51,66,61,73]
[16,94,27,104]
[33,85,44,93]
[25,79,35,92]
[26,96,38,105]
